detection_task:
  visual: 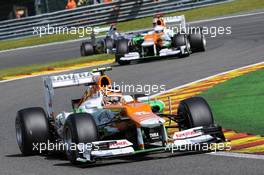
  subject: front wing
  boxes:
[119,46,187,61]
[76,126,226,163]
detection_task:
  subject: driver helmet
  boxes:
[104,93,122,104]
[110,23,117,31]
[154,25,164,33]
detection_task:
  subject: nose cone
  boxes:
[140,116,165,128]
[126,103,165,127]
[142,40,154,47]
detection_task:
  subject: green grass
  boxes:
[1,0,264,51]
[0,54,114,80]
[200,68,264,135]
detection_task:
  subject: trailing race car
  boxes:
[80,24,140,57]
[80,25,116,56]
[115,15,206,65]
[15,67,225,165]
[80,24,122,56]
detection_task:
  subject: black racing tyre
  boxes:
[80,42,94,56]
[80,44,85,56]
[95,40,105,54]
[189,28,206,52]
[15,107,50,156]
[177,97,214,130]
[105,36,114,51]
[115,39,131,65]
[172,34,191,57]
[63,113,98,164]
[172,34,185,47]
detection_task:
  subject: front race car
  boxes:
[15,68,226,165]
[64,96,226,164]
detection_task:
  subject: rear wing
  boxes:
[44,67,112,89]
[162,15,186,28]
[94,26,111,34]
[43,67,112,118]
[159,15,186,37]
[44,72,100,89]
[90,26,111,45]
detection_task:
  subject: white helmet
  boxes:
[154,25,164,33]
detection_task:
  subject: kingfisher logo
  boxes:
[173,129,202,139]
[109,140,130,149]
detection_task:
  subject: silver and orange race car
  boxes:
[15,67,225,165]
[115,15,206,65]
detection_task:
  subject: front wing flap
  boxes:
[76,126,226,162]
[119,46,186,61]
[172,126,226,146]
[76,140,135,162]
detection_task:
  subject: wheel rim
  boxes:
[202,36,206,48]
[185,37,191,54]
[15,118,22,148]
[187,41,191,52]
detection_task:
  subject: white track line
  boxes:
[208,152,264,160]
[150,61,264,98]
[1,10,264,54]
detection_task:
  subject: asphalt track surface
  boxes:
[1,12,264,175]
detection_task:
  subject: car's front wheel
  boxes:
[63,113,98,164]
[172,34,191,57]
[177,96,214,130]
[105,36,114,52]
[115,39,131,65]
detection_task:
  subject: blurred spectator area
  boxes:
[0,0,69,21]
[0,0,115,21]
[0,0,34,20]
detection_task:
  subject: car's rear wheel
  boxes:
[16,107,50,156]
[115,39,131,65]
[80,42,94,56]
[95,40,105,54]
[189,28,206,52]
[63,113,98,164]
[177,97,214,130]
